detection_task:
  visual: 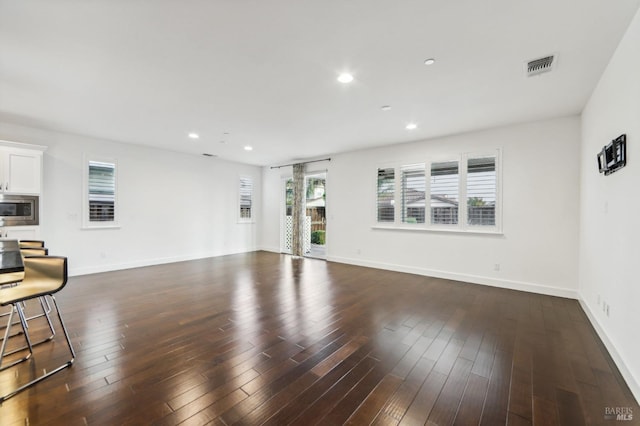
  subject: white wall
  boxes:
[579,7,640,401]
[262,116,581,298]
[0,122,261,275]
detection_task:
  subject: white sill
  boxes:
[238,220,255,224]
[371,224,503,236]
[82,224,121,230]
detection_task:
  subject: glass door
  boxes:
[305,173,326,259]
[282,178,293,254]
[281,173,327,259]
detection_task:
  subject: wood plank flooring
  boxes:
[0,251,638,425]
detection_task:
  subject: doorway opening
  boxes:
[283,172,327,259]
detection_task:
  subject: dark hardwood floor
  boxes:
[0,251,638,425]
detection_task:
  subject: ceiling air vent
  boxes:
[526,55,556,77]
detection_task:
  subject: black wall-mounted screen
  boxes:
[598,134,626,176]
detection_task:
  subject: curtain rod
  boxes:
[270,157,331,169]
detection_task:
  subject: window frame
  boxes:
[82,154,119,229]
[464,152,500,230]
[376,166,396,224]
[238,175,255,223]
[373,149,502,234]
[400,163,426,226]
[428,157,461,229]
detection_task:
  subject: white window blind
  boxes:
[430,161,459,225]
[401,164,425,224]
[239,177,253,219]
[88,161,116,222]
[377,168,395,222]
[467,156,496,226]
[373,150,500,232]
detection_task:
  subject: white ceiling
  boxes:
[1,1,639,166]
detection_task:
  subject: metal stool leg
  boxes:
[0,296,55,356]
[23,296,53,322]
[0,305,32,372]
[0,295,75,403]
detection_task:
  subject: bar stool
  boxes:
[1,247,54,349]
[18,240,45,249]
[20,247,49,256]
[19,247,53,324]
[0,241,25,337]
[0,256,75,403]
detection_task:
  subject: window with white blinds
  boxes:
[239,176,253,220]
[401,164,425,224]
[88,161,116,222]
[376,168,395,222]
[430,161,459,225]
[374,150,500,231]
[83,157,118,228]
[467,156,496,226]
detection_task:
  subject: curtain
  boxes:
[291,163,305,257]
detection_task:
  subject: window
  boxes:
[239,176,253,221]
[430,161,459,225]
[83,157,118,228]
[285,178,294,216]
[375,150,500,232]
[401,164,425,224]
[376,168,395,222]
[467,156,496,226]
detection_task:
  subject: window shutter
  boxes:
[467,156,496,225]
[401,164,425,224]
[239,177,253,219]
[430,161,459,225]
[377,168,395,222]
[88,161,115,222]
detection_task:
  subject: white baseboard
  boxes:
[257,245,281,253]
[69,248,258,277]
[579,297,640,404]
[326,255,579,299]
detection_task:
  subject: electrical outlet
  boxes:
[494,263,500,271]
[606,304,610,317]
[597,295,601,306]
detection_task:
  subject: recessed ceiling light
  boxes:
[381,105,392,111]
[244,146,253,151]
[406,123,417,130]
[219,140,227,144]
[188,132,199,139]
[337,73,354,83]
[424,58,436,66]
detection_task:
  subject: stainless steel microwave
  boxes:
[0,194,39,226]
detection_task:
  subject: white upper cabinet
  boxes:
[0,141,46,195]
[2,151,42,194]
